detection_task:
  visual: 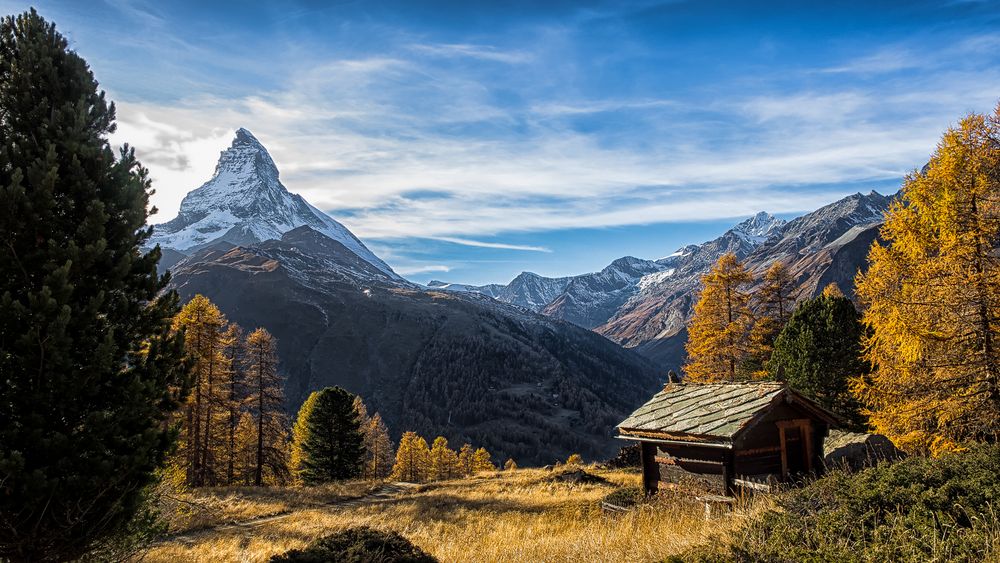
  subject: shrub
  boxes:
[680,444,1000,562]
[270,527,437,563]
[566,453,584,465]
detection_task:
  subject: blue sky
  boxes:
[4,1,1000,284]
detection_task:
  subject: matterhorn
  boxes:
[149,128,398,278]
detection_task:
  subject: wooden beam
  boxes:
[779,426,788,478]
[640,441,659,495]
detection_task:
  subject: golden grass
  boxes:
[147,467,761,562]
[158,480,377,534]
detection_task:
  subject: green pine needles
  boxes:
[766,285,868,429]
[0,9,189,562]
[292,387,365,484]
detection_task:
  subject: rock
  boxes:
[823,430,905,471]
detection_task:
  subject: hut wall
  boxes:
[654,444,729,495]
[733,402,830,478]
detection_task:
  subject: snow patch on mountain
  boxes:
[731,211,787,245]
[150,128,400,279]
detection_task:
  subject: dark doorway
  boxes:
[778,419,813,478]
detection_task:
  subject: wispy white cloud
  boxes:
[393,263,451,275]
[432,237,552,252]
[105,20,1000,247]
[410,42,533,64]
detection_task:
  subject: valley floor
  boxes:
[147,468,752,562]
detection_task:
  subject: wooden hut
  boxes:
[617,382,842,496]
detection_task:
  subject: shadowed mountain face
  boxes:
[168,227,663,465]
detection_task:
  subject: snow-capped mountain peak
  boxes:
[732,211,786,242]
[149,128,400,279]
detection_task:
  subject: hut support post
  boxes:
[640,441,658,495]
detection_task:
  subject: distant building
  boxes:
[617,382,842,496]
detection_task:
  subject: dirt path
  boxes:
[161,482,420,546]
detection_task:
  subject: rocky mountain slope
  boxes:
[150,129,398,279]
[161,128,662,465]
[435,212,785,331]
[596,192,894,369]
[435,195,891,373]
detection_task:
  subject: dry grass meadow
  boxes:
[146,467,759,562]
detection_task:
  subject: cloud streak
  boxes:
[432,237,552,252]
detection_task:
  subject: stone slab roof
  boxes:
[617,382,837,443]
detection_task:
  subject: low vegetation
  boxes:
[678,444,1000,562]
[146,467,750,562]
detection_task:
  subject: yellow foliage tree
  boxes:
[457,443,475,476]
[471,447,495,473]
[855,107,1000,455]
[171,294,231,486]
[750,261,797,375]
[391,432,430,482]
[429,436,460,481]
[363,413,395,481]
[685,253,759,381]
[290,390,320,483]
[244,328,289,485]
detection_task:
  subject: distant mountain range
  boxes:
[434,194,894,371]
[154,129,662,465]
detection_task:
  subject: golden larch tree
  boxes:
[290,389,320,483]
[685,253,759,381]
[429,436,460,481]
[171,294,231,486]
[457,443,475,476]
[472,447,495,473]
[391,431,430,482]
[244,328,289,485]
[855,107,1000,455]
[750,261,798,375]
[363,413,395,480]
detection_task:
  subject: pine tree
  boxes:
[766,291,868,429]
[244,328,289,485]
[429,436,460,481]
[684,253,758,381]
[472,448,496,473]
[0,10,188,561]
[391,432,430,483]
[855,106,1000,454]
[750,261,797,375]
[363,413,395,480]
[293,387,364,484]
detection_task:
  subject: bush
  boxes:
[679,444,1000,562]
[270,527,437,563]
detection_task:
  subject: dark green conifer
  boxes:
[0,9,188,561]
[293,387,365,484]
[766,286,868,429]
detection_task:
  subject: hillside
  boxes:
[169,227,662,466]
